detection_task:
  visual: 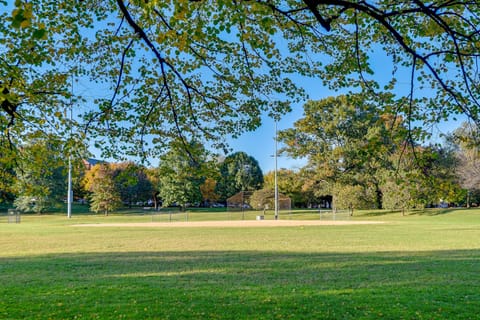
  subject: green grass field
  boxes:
[1,208,480,319]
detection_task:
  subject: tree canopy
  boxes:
[279,95,402,208]
[279,95,465,209]
[2,1,480,161]
[156,140,214,209]
[216,151,264,201]
[13,138,67,213]
[86,164,123,215]
[449,122,480,206]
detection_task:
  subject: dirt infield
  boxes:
[74,220,384,228]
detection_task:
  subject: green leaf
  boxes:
[11,9,26,29]
[32,28,47,40]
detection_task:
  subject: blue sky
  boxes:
[228,109,306,174]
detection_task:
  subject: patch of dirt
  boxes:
[73,220,384,228]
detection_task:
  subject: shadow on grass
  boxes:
[360,210,401,217]
[1,249,480,319]
[414,208,470,216]
[360,208,470,217]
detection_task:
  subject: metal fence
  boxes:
[4,209,21,223]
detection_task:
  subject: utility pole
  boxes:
[67,151,72,219]
[67,78,73,219]
[274,120,279,220]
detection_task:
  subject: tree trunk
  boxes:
[374,183,383,209]
[152,191,160,211]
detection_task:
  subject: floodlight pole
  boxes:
[274,120,279,220]
[67,154,72,219]
[67,78,73,219]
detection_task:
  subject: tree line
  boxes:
[2,96,480,214]
[0,140,265,214]
[279,95,474,212]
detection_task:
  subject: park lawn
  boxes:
[1,209,480,319]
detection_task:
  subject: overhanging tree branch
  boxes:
[302,0,480,123]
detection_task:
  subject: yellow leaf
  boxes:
[20,19,30,28]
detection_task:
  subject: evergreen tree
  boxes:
[216,152,264,202]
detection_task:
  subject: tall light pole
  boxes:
[67,78,73,219]
[67,147,72,219]
[274,120,279,220]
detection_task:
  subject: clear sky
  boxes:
[228,110,306,174]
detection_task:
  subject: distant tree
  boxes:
[264,169,305,208]
[451,122,480,207]
[145,167,161,210]
[88,164,122,215]
[13,138,66,213]
[83,164,103,194]
[380,166,422,214]
[279,95,406,209]
[0,153,15,203]
[292,168,334,208]
[216,152,263,202]
[418,144,462,206]
[332,183,375,214]
[378,142,461,211]
[157,141,213,210]
[71,160,89,204]
[110,162,153,207]
[199,178,220,207]
[249,188,276,211]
